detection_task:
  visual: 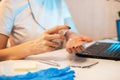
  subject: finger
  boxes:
[66,48,72,54]
[47,41,60,48]
[45,25,70,34]
[80,35,92,42]
[72,47,78,53]
[45,46,56,52]
[42,40,60,48]
[79,45,85,51]
[75,46,82,53]
[70,47,76,54]
[44,34,64,41]
[70,46,83,54]
[41,41,56,51]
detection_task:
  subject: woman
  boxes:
[0,0,92,61]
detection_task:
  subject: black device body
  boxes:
[76,42,120,60]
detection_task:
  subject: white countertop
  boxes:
[26,49,120,80]
[0,40,120,80]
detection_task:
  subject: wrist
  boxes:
[66,31,79,41]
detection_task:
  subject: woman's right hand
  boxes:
[29,25,70,55]
[0,25,70,60]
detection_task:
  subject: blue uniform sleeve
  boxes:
[61,0,79,33]
[61,0,71,19]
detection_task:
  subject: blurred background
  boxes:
[0,0,120,40]
[66,0,120,40]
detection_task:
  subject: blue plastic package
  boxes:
[0,66,75,80]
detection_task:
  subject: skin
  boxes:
[65,33,92,54]
[0,34,9,49]
[0,25,70,61]
[0,25,92,61]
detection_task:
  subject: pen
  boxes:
[37,59,60,67]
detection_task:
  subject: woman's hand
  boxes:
[29,25,70,54]
[66,35,92,54]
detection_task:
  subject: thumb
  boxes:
[45,25,70,34]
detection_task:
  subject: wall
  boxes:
[65,0,120,40]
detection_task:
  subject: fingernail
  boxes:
[68,26,71,29]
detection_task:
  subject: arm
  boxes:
[0,26,70,61]
[0,34,9,49]
[0,41,33,61]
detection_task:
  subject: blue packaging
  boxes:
[116,19,120,41]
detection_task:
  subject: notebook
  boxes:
[76,42,120,60]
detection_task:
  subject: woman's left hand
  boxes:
[65,35,92,54]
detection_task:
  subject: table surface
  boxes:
[0,40,120,80]
[26,49,120,80]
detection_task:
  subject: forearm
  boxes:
[0,41,34,61]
